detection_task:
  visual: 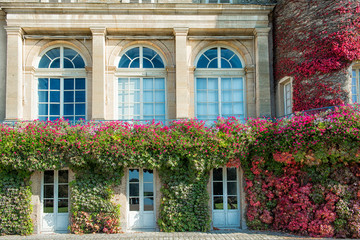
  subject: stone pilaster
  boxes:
[5,26,24,121]
[254,27,271,118]
[90,27,106,120]
[173,27,189,119]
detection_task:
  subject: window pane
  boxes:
[213,196,223,209]
[222,103,232,115]
[144,78,153,90]
[75,78,86,90]
[75,104,86,115]
[50,92,60,102]
[213,168,222,181]
[129,169,139,182]
[143,58,153,68]
[58,199,68,213]
[221,59,231,68]
[208,103,218,115]
[129,78,140,90]
[197,78,207,89]
[130,183,139,197]
[44,185,54,198]
[229,55,242,68]
[208,78,218,90]
[44,170,54,183]
[39,104,48,115]
[144,91,153,102]
[197,91,207,102]
[119,56,131,68]
[38,92,48,103]
[197,103,207,115]
[213,182,223,195]
[208,91,218,102]
[152,55,164,68]
[143,169,153,182]
[73,55,85,68]
[222,91,232,102]
[227,182,237,195]
[39,56,51,68]
[143,183,154,196]
[50,104,60,115]
[221,78,231,90]
[126,47,140,59]
[208,59,218,68]
[64,48,77,60]
[64,104,74,115]
[130,58,140,68]
[64,79,74,90]
[50,79,60,90]
[197,55,209,68]
[38,78,49,90]
[232,78,243,89]
[75,91,86,102]
[227,168,237,180]
[233,90,243,102]
[228,196,238,209]
[44,199,54,213]
[59,170,68,183]
[64,92,74,103]
[204,48,217,61]
[144,103,154,115]
[221,48,234,60]
[144,197,154,211]
[58,185,68,198]
[50,58,60,68]
[46,48,60,60]
[155,103,165,115]
[64,58,74,68]
[155,91,165,102]
[129,198,139,211]
[155,78,165,90]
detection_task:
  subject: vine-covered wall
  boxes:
[0,105,360,237]
[274,0,360,111]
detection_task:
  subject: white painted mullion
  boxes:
[217,47,221,68]
[140,46,143,69]
[223,168,228,225]
[60,47,64,69]
[218,77,222,117]
[140,78,144,119]
[140,169,144,214]
[47,78,51,120]
[60,78,64,118]
[54,171,58,228]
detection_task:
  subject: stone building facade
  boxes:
[0,0,276,234]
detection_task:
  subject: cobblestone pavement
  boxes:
[0,229,342,240]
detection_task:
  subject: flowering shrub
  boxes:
[0,105,360,236]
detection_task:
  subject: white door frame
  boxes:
[40,169,69,233]
[126,168,156,230]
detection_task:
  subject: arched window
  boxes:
[195,47,245,121]
[117,46,166,121]
[37,46,86,121]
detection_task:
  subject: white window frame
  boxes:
[351,63,360,103]
[35,46,87,120]
[115,45,167,121]
[206,0,233,3]
[277,76,293,117]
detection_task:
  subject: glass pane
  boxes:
[64,58,74,68]
[143,47,156,60]
[233,90,243,102]
[129,91,140,102]
[213,182,223,196]
[208,78,218,90]
[38,92,48,103]
[152,55,164,68]
[228,196,238,209]
[155,78,165,90]
[44,185,54,198]
[64,92,74,103]
[64,79,74,90]
[144,91,153,102]
[197,91,207,102]
[208,59,218,68]
[75,91,86,102]
[38,78,49,90]
[73,55,85,68]
[222,103,232,115]
[50,91,60,102]
[50,79,60,90]
[64,116,74,121]
[119,56,131,68]
[144,103,154,115]
[213,168,223,181]
[234,103,244,115]
[222,91,232,102]
[229,55,242,68]
[44,171,54,183]
[64,104,74,115]
[155,103,165,115]
[233,78,243,89]
[213,196,223,210]
[221,48,234,60]
[75,116,85,121]
[129,78,140,90]
[130,183,139,197]
[196,55,209,68]
[144,78,153,90]
[208,103,218,115]
[59,170,68,183]
[129,198,139,211]
[227,182,237,195]
[126,47,140,59]
[50,58,60,68]
[143,58,153,68]
[75,78,86,90]
[46,48,60,60]
[39,104,48,116]
[75,104,86,115]
[58,199,69,213]
[64,48,77,60]
[50,104,60,115]
[197,78,207,90]
[130,58,140,68]
[144,183,154,196]
[227,168,237,180]
[221,59,231,68]
[39,117,48,121]
[144,197,154,211]
[58,185,68,198]
[143,169,153,182]
[197,103,207,115]
[155,91,165,102]
[208,91,218,102]
[221,78,231,90]
[39,56,51,68]
[129,169,139,182]
[204,48,217,61]
[44,199,54,213]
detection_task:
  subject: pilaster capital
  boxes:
[5,26,24,36]
[245,65,255,74]
[253,27,271,37]
[106,66,117,72]
[173,27,189,37]
[90,27,107,36]
[166,66,176,73]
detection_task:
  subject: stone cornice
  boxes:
[0,3,275,15]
